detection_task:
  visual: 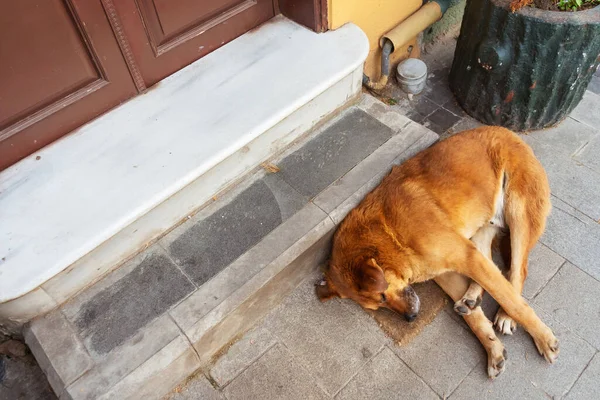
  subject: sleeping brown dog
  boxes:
[316,126,558,378]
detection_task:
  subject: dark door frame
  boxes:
[277,0,328,32]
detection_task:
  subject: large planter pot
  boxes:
[449,0,600,131]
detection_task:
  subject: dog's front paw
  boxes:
[487,348,507,379]
[494,308,517,335]
[534,330,560,364]
[453,294,482,316]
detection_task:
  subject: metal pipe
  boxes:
[363,40,393,90]
[363,0,450,90]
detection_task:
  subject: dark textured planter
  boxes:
[450,0,600,131]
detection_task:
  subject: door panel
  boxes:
[0,0,137,171]
[114,0,275,87]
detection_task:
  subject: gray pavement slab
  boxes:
[540,206,600,281]
[167,374,224,400]
[335,347,438,400]
[451,306,595,399]
[522,134,600,221]
[571,91,600,129]
[523,244,566,300]
[525,117,598,159]
[391,311,484,398]
[535,262,600,350]
[209,327,276,386]
[449,365,549,400]
[262,274,387,396]
[566,352,600,400]
[574,134,600,174]
[223,344,328,400]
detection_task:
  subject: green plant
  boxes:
[557,0,600,11]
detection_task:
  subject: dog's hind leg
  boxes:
[494,175,551,335]
[453,225,499,316]
[450,235,558,363]
[436,272,506,378]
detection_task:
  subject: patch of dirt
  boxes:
[533,0,559,10]
[0,335,56,400]
[368,280,449,346]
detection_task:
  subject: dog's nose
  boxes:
[404,313,417,322]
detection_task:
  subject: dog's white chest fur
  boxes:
[490,177,506,228]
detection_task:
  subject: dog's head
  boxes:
[316,251,420,322]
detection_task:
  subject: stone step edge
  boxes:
[26,100,439,400]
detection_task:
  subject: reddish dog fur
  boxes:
[316,126,558,378]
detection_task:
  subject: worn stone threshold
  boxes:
[24,95,439,400]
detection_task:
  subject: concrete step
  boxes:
[0,16,368,333]
[24,95,439,399]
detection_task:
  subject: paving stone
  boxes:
[441,97,467,117]
[573,133,600,174]
[423,80,455,107]
[67,249,194,356]
[450,366,548,400]
[24,311,93,394]
[523,135,600,220]
[277,107,395,198]
[427,65,450,84]
[404,96,440,123]
[524,244,565,300]
[535,263,600,350]
[423,108,462,133]
[224,344,328,400]
[163,176,307,286]
[571,91,600,129]
[446,117,484,137]
[168,374,224,400]
[550,194,597,227]
[336,347,438,400]
[422,119,446,135]
[526,117,598,159]
[357,94,412,132]
[588,75,600,95]
[540,206,600,281]
[565,352,600,400]
[450,306,594,399]
[209,327,276,386]
[262,274,387,396]
[391,310,484,397]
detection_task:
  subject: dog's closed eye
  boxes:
[380,293,387,303]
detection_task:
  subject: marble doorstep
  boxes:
[0,15,369,331]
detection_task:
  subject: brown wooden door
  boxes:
[0,0,138,171]
[112,0,275,87]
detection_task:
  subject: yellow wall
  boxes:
[329,0,423,80]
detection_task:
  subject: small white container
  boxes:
[396,58,428,95]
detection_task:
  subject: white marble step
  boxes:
[0,16,368,329]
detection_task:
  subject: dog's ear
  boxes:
[315,277,339,302]
[355,258,388,293]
